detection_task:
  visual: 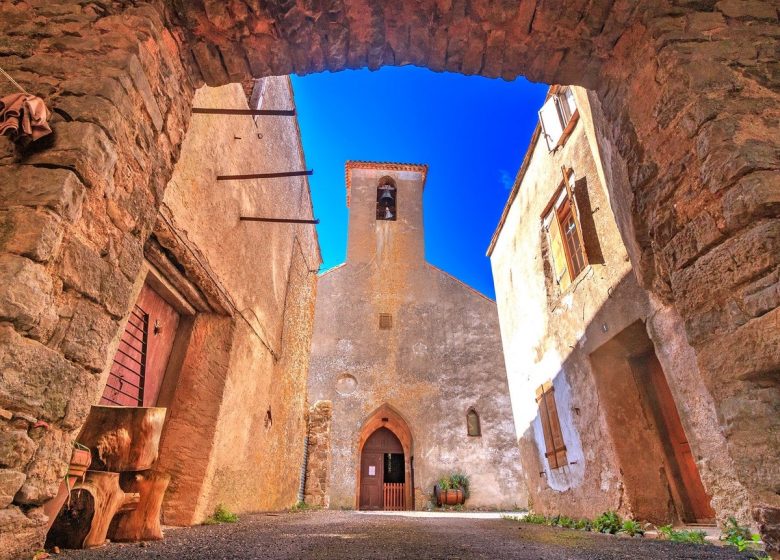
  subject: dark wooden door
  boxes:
[136,284,180,406]
[359,427,403,510]
[632,352,716,523]
[359,452,383,510]
[646,353,715,522]
[101,283,180,407]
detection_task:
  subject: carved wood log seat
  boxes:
[45,406,170,549]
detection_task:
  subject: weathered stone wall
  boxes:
[152,79,320,524]
[489,87,749,526]
[0,2,320,546]
[308,164,525,511]
[304,400,332,508]
[0,3,194,556]
[0,0,777,552]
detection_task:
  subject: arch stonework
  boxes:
[355,404,414,511]
[0,0,778,553]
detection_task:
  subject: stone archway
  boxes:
[355,404,414,511]
[0,0,777,553]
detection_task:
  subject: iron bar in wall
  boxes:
[217,170,313,181]
[192,108,296,116]
[239,217,320,224]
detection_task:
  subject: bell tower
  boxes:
[345,161,428,265]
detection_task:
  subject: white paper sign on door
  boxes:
[368,466,376,476]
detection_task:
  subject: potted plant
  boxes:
[435,472,469,506]
[68,442,92,478]
[43,442,92,529]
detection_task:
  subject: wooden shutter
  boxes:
[536,382,568,470]
[563,168,588,267]
[539,96,563,151]
[547,212,571,291]
[536,384,556,467]
[101,304,148,406]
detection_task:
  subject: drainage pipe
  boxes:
[297,423,310,504]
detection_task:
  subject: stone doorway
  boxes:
[359,428,404,511]
[355,405,414,511]
[590,321,715,525]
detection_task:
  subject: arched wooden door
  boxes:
[359,427,403,510]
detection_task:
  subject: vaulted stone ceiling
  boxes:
[172,0,654,85]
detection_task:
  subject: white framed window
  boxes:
[539,86,578,151]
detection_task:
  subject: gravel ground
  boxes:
[59,510,757,560]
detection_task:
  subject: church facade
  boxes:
[306,161,524,510]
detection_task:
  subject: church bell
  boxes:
[379,187,395,204]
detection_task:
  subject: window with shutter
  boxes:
[547,211,571,292]
[557,87,577,125]
[538,86,579,151]
[539,96,564,151]
[559,198,587,280]
[536,381,568,470]
[542,170,589,291]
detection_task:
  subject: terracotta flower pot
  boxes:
[43,447,93,530]
[68,448,92,478]
[435,486,466,506]
[444,489,464,505]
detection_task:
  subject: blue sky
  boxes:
[291,67,548,299]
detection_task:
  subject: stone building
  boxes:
[488,86,750,528]
[0,76,320,556]
[306,161,524,511]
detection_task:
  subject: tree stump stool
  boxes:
[45,406,170,549]
[77,406,167,471]
[46,471,133,549]
[109,470,171,542]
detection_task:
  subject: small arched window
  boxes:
[376,177,397,221]
[467,408,481,437]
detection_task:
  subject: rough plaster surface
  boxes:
[489,88,748,527]
[308,164,525,511]
[154,80,320,525]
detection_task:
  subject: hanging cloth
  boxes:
[0,65,52,142]
[0,92,52,141]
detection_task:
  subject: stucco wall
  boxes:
[490,88,639,518]
[154,78,320,523]
[489,87,748,526]
[308,164,525,510]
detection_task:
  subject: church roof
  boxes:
[345,160,428,207]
